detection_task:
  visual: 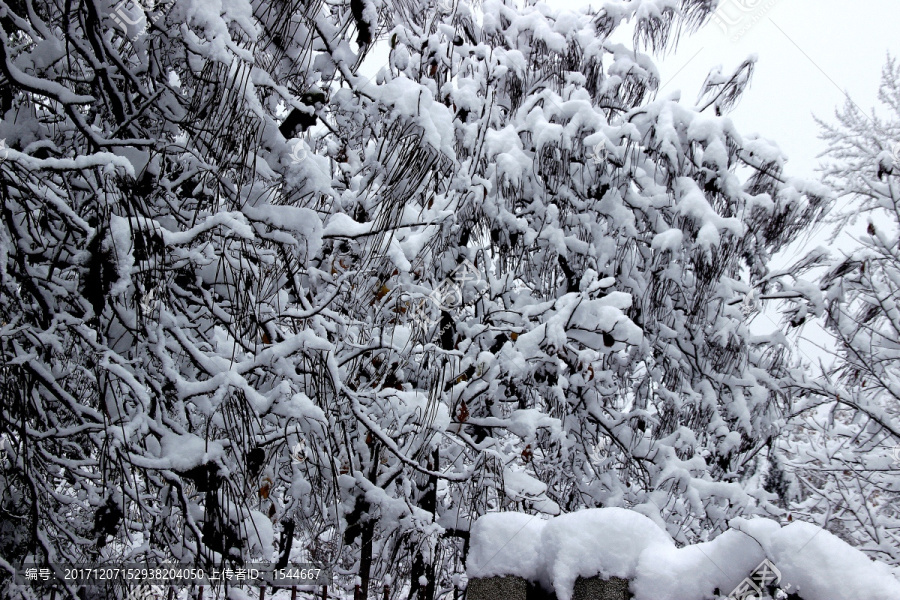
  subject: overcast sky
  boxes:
[651,0,900,179]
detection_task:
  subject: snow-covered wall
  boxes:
[466,509,900,600]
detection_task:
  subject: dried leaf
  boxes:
[457,401,469,423]
[521,444,533,463]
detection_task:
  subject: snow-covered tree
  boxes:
[778,57,900,566]
[0,0,829,596]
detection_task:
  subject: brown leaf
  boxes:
[457,401,469,423]
[521,444,533,463]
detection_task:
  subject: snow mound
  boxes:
[467,512,548,582]
[632,529,764,600]
[767,521,900,600]
[540,508,674,600]
[467,511,900,600]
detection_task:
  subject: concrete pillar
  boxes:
[571,576,631,600]
[466,576,529,600]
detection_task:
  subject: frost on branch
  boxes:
[0,0,837,595]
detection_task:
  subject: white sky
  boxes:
[650,0,900,179]
[586,0,900,370]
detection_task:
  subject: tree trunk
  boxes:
[357,444,381,599]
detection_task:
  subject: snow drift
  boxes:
[467,509,900,600]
